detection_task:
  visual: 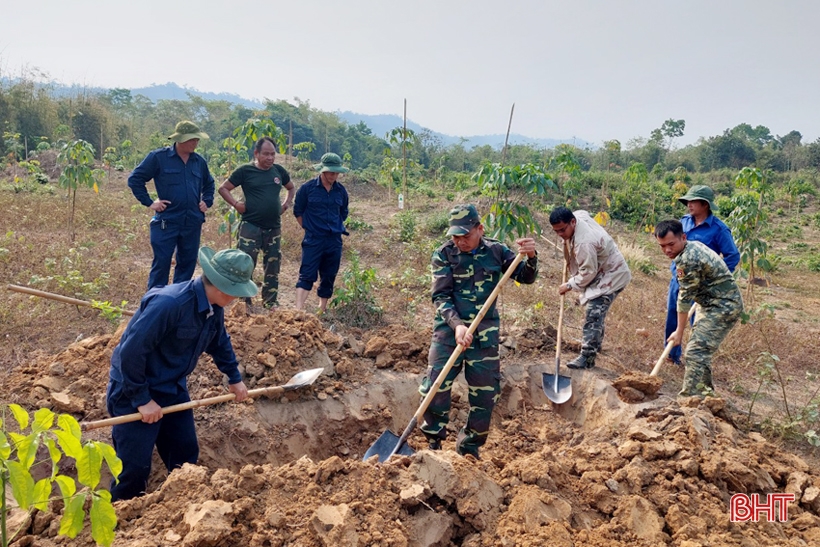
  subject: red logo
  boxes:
[730,493,795,522]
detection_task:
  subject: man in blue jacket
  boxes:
[293,153,350,313]
[128,121,215,289]
[106,247,256,501]
[665,185,740,365]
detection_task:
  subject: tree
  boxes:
[660,119,685,150]
[473,162,557,242]
[727,167,774,303]
[232,118,285,161]
[58,140,104,241]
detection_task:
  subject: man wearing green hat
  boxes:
[420,204,538,459]
[664,185,739,365]
[128,120,215,289]
[106,247,256,501]
[293,153,350,312]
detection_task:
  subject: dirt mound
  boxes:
[6,312,820,546]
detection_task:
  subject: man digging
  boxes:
[420,204,538,459]
[655,219,743,397]
[106,247,256,501]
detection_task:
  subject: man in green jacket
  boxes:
[420,204,538,459]
[655,219,743,397]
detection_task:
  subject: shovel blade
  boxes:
[542,373,573,404]
[283,367,324,389]
[363,430,416,462]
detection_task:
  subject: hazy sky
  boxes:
[2,0,818,146]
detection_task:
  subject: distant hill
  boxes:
[336,111,591,150]
[2,78,590,150]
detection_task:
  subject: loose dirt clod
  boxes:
[612,372,663,402]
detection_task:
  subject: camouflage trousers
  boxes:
[680,303,742,397]
[419,342,500,456]
[237,221,281,308]
[579,290,622,361]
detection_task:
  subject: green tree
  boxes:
[727,167,774,303]
[1,404,120,547]
[473,161,556,241]
[58,140,105,241]
[233,118,285,161]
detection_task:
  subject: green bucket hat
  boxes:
[313,153,350,173]
[168,120,209,143]
[679,185,716,212]
[446,204,482,236]
[198,247,258,298]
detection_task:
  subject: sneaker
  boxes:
[428,438,442,450]
[566,355,595,369]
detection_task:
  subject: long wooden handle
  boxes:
[553,250,569,390]
[387,252,528,459]
[7,284,135,317]
[81,384,287,430]
[650,306,697,376]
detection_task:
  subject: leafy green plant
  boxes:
[90,300,129,324]
[233,118,285,161]
[1,404,121,547]
[58,140,104,242]
[727,167,773,302]
[473,161,556,242]
[329,251,383,328]
[344,213,373,232]
[395,211,417,243]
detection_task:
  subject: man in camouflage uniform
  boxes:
[420,204,538,459]
[655,220,743,396]
[218,137,295,310]
[550,207,631,369]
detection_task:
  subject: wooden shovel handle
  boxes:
[7,284,135,316]
[81,384,287,430]
[650,306,697,376]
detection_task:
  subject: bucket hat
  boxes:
[198,247,258,298]
[447,204,482,236]
[313,153,349,173]
[168,121,209,143]
[679,185,716,212]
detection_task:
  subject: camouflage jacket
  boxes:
[431,238,538,347]
[675,240,743,314]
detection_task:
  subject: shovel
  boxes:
[542,252,572,404]
[81,367,324,431]
[364,252,528,463]
[7,284,135,316]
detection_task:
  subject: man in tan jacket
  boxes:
[550,207,631,369]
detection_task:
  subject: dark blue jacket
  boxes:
[128,145,215,225]
[293,177,349,237]
[109,277,241,407]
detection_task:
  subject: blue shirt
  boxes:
[128,145,215,225]
[292,176,349,237]
[680,213,740,272]
[109,277,241,407]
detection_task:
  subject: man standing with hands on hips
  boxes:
[219,136,295,311]
[128,120,215,289]
[293,153,350,313]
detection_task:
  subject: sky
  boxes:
[2,0,819,147]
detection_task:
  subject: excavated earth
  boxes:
[3,307,820,547]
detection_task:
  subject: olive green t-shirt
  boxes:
[228,163,291,230]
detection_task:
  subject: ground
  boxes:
[2,167,820,546]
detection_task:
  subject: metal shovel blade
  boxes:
[363,430,416,463]
[542,372,573,404]
[282,367,324,390]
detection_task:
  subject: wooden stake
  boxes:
[502,103,515,165]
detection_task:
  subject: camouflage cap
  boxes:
[447,204,481,236]
[679,185,716,212]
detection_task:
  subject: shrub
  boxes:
[395,211,417,243]
[329,251,383,328]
